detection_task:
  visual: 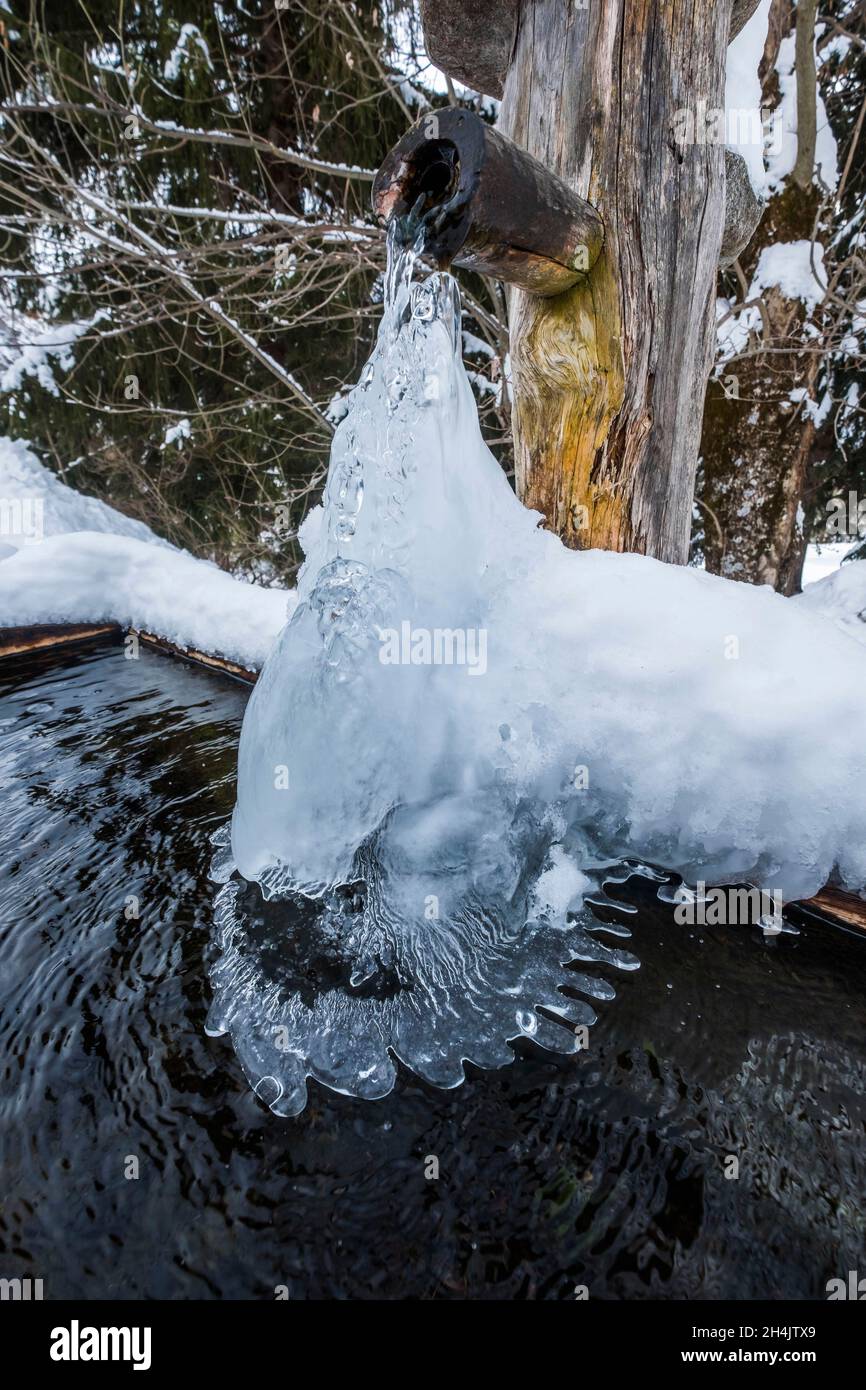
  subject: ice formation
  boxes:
[211,231,866,1116]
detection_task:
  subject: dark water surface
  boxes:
[0,641,864,1300]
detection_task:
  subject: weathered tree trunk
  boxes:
[698,0,824,593]
[497,1,731,559]
[700,188,822,593]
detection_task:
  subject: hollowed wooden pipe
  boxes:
[372,108,604,298]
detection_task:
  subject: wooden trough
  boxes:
[1,619,864,937]
[0,620,257,683]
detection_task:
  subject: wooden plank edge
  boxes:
[0,620,257,682]
[793,885,866,935]
[0,622,121,657]
[134,629,257,685]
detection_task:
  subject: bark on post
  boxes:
[416,1,759,561]
[497,1,731,557]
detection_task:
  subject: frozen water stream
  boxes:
[211,230,866,1116]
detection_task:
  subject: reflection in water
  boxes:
[0,643,864,1298]
[208,822,640,1115]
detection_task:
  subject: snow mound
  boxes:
[795,560,866,648]
[0,436,165,548]
[751,241,827,312]
[801,541,852,586]
[0,532,291,670]
[0,437,293,669]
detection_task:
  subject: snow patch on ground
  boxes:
[0,437,293,668]
[796,559,866,648]
[802,540,854,586]
[0,436,164,548]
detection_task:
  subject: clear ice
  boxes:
[209,229,866,1116]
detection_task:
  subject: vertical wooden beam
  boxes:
[499,0,731,559]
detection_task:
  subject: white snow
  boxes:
[767,31,839,192]
[161,417,192,449]
[163,24,212,82]
[788,384,831,426]
[0,314,105,398]
[821,34,852,64]
[716,293,759,361]
[716,241,829,361]
[802,540,851,586]
[0,436,292,668]
[796,559,866,648]
[751,240,827,311]
[0,436,163,547]
[725,0,772,195]
[532,845,591,918]
[0,532,291,668]
[462,329,496,359]
[325,389,352,425]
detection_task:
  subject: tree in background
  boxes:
[697,0,865,592]
[3,1,863,590]
[0,0,510,581]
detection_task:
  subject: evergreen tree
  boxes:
[0,1,458,581]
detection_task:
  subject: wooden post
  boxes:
[500,1,731,557]
[419,0,761,561]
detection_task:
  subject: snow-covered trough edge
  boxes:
[0,439,293,673]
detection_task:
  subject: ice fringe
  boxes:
[210,230,866,1116]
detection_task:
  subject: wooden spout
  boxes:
[372,108,604,298]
